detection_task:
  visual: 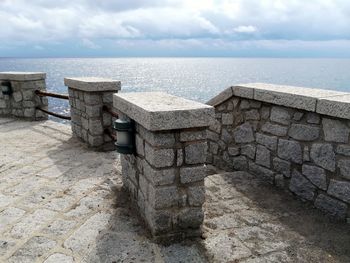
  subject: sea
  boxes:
[1,58,350,122]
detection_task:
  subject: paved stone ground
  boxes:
[0,118,349,263]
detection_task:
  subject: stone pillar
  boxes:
[0,72,48,120]
[113,92,215,242]
[64,77,121,150]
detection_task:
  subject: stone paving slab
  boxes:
[0,118,350,262]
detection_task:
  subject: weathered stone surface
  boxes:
[317,94,350,119]
[206,86,233,106]
[289,170,316,201]
[302,164,327,190]
[135,134,144,156]
[248,161,274,183]
[64,77,121,92]
[180,166,207,184]
[12,92,22,102]
[322,118,349,143]
[222,113,234,125]
[178,208,204,228]
[270,106,291,125]
[293,111,304,121]
[232,156,248,170]
[148,185,178,209]
[336,145,350,156]
[314,194,348,219]
[137,125,176,147]
[303,146,310,161]
[143,160,176,186]
[327,180,350,204]
[338,159,350,180]
[273,158,291,177]
[145,143,174,168]
[221,128,233,143]
[261,122,288,136]
[241,144,256,159]
[185,142,207,164]
[245,109,260,120]
[180,129,206,142]
[310,143,335,172]
[240,100,250,109]
[277,139,302,164]
[233,123,255,143]
[256,133,277,151]
[228,146,240,156]
[114,92,215,131]
[187,184,205,206]
[306,113,320,124]
[44,253,74,263]
[256,145,270,168]
[0,72,46,81]
[288,124,320,141]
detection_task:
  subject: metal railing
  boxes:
[35,90,71,120]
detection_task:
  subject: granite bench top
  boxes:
[0,72,46,81]
[113,92,215,131]
[207,83,350,119]
[64,77,121,92]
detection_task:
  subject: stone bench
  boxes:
[113,92,215,242]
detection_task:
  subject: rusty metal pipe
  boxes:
[102,105,118,118]
[35,90,69,100]
[36,107,71,120]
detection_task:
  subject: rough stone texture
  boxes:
[327,180,350,204]
[208,87,350,220]
[314,194,348,219]
[289,170,316,201]
[0,72,48,120]
[114,92,215,131]
[310,143,336,172]
[288,124,320,141]
[277,139,302,164]
[322,118,349,143]
[302,164,327,190]
[1,121,350,262]
[65,78,119,150]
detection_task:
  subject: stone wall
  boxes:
[207,83,350,221]
[0,72,48,120]
[64,77,120,150]
[113,92,214,242]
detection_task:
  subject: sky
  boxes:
[0,0,350,57]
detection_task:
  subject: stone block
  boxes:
[273,157,291,177]
[13,92,22,102]
[24,108,35,118]
[222,113,234,125]
[310,143,335,172]
[232,156,248,170]
[233,123,255,143]
[245,109,260,120]
[306,112,320,124]
[241,144,256,159]
[277,139,302,164]
[293,111,304,121]
[327,180,350,204]
[148,184,179,209]
[0,72,46,81]
[185,142,207,164]
[221,129,233,143]
[209,142,219,155]
[177,208,204,229]
[83,93,102,105]
[288,124,320,141]
[137,125,176,147]
[180,166,207,184]
[261,122,288,136]
[88,119,103,135]
[338,159,350,180]
[22,90,33,100]
[180,129,207,142]
[303,146,310,161]
[256,145,270,168]
[114,92,215,131]
[248,161,274,183]
[314,194,347,219]
[135,134,144,156]
[187,183,205,206]
[209,120,221,134]
[317,94,350,119]
[102,92,114,103]
[145,143,174,168]
[64,77,121,92]
[270,106,291,125]
[250,101,262,108]
[88,135,104,147]
[261,106,270,120]
[302,164,327,190]
[228,146,240,156]
[146,207,172,235]
[289,170,316,201]
[322,118,349,143]
[143,160,176,186]
[336,145,350,156]
[256,133,277,151]
[240,100,250,109]
[85,105,101,117]
[206,86,233,106]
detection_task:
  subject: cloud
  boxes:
[0,0,350,56]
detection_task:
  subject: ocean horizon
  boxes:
[1,57,350,121]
